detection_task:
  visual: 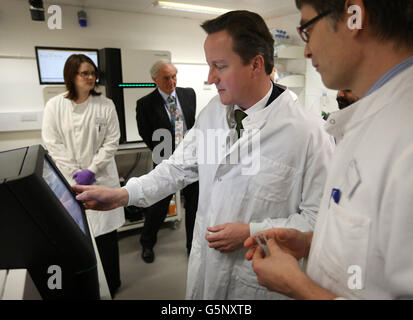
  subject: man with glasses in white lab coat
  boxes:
[245,0,413,300]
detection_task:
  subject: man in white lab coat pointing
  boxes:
[245,0,413,300]
[73,10,334,299]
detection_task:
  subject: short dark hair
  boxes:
[295,0,413,49]
[63,54,101,101]
[201,10,274,75]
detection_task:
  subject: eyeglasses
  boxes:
[78,71,98,78]
[297,10,331,43]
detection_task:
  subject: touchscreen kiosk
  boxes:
[0,145,99,299]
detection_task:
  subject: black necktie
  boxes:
[232,82,283,139]
[234,109,248,138]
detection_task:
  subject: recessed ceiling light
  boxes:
[153,1,230,15]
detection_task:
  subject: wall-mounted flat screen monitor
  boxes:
[35,46,99,85]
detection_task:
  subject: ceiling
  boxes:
[41,0,299,20]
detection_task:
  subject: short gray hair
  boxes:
[150,59,177,79]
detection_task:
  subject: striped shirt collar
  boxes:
[158,88,176,103]
[366,56,413,97]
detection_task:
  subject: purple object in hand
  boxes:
[73,169,96,185]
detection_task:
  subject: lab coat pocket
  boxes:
[95,122,107,134]
[95,122,107,145]
[95,117,107,133]
[318,202,371,298]
[248,156,297,203]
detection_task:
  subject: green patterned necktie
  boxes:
[167,95,178,123]
[234,109,248,138]
[167,95,184,146]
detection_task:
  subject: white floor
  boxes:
[114,219,189,300]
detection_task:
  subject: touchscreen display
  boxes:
[42,159,86,234]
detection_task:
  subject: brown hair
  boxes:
[201,10,274,75]
[295,0,413,49]
[63,54,101,101]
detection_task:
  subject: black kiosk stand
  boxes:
[0,145,105,300]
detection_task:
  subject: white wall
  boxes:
[0,0,208,151]
[174,63,217,118]
[1,1,207,60]
[0,2,340,151]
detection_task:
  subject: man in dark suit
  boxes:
[136,60,199,263]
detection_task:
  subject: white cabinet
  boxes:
[277,74,305,88]
[274,45,306,104]
[276,46,305,59]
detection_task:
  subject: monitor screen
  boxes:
[42,158,86,234]
[35,46,99,84]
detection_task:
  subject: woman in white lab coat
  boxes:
[42,54,125,298]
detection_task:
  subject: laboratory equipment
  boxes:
[0,145,100,299]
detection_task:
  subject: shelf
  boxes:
[118,213,180,232]
[277,74,305,88]
[275,46,305,59]
[117,191,182,233]
[118,142,148,150]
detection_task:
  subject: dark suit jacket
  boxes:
[136,87,196,154]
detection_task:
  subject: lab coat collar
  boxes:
[243,88,292,130]
[234,81,272,116]
[217,89,295,170]
[232,81,286,131]
[326,64,413,142]
[325,91,388,144]
[70,94,90,110]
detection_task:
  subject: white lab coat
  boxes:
[307,64,413,299]
[42,93,125,238]
[126,89,334,299]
